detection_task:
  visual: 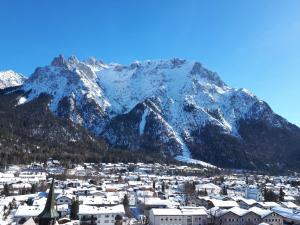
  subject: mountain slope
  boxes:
[0,70,26,89]
[0,87,177,166]
[5,55,300,171]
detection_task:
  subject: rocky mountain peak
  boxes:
[0,70,26,89]
[51,54,67,67]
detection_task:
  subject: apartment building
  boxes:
[78,204,125,225]
[149,207,208,225]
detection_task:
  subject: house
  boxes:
[149,207,207,225]
[209,206,283,225]
[271,206,300,224]
[78,204,125,225]
[56,193,73,205]
[14,205,44,224]
[141,198,173,216]
[245,186,263,201]
[249,207,283,225]
[195,183,221,194]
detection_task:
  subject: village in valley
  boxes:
[0,159,300,225]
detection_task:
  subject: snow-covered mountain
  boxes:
[10,55,300,171]
[0,70,26,89]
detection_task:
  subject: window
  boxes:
[105,215,109,218]
[104,220,109,223]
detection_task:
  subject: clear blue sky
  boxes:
[0,0,299,126]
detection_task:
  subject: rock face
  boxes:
[6,55,300,171]
[0,70,26,89]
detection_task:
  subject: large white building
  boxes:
[78,204,126,225]
[149,207,208,225]
[245,186,262,201]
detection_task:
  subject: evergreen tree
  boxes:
[122,194,129,208]
[264,188,278,202]
[30,184,37,194]
[204,188,208,196]
[221,186,228,195]
[152,180,156,189]
[161,182,165,193]
[2,184,10,196]
[192,181,196,191]
[70,199,79,220]
[279,187,285,202]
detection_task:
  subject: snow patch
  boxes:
[17,96,27,105]
[139,109,149,135]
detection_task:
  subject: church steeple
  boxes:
[38,179,59,225]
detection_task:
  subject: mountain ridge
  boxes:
[1,55,299,172]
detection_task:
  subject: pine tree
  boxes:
[122,194,129,208]
[2,184,10,196]
[279,187,285,202]
[70,199,79,220]
[161,182,165,193]
[221,186,228,195]
[152,180,156,189]
[30,184,37,194]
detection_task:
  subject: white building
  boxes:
[149,207,208,225]
[56,193,73,205]
[78,204,125,225]
[14,205,44,224]
[245,186,262,201]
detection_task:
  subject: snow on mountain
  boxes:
[0,70,26,89]
[17,55,288,167]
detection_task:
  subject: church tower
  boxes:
[38,179,59,225]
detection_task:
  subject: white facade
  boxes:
[149,208,208,225]
[245,186,262,201]
[78,204,125,225]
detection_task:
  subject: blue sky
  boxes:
[0,0,299,126]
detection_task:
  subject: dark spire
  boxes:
[38,179,59,225]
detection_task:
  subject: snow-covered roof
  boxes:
[256,202,280,208]
[234,196,257,205]
[78,204,125,215]
[280,201,298,209]
[209,199,239,208]
[248,207,272,218]
[272,207,300,222]
[15,205,44,217]
[195,183,221,190]
[144,198,172,206]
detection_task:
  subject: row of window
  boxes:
[222,217,281,223]
[265,218,281,222]
[161,218,182,222]
[160,217,203,222]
